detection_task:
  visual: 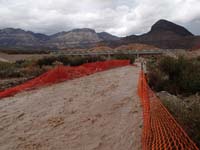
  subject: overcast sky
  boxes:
[0,0,200,36]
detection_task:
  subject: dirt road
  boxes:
[0,66,142,150]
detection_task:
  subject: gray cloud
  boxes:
[0,0,200,36]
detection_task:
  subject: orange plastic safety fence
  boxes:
[137,71,199,150]
[0,60,130,99]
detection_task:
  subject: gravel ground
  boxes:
[0,66,142,150]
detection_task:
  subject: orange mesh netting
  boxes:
[138,71,199,150]
[0,60,130,99]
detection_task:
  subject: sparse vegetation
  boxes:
[157,92,200,147]
[0,49,51,54]
[147,56,200,95]
[112,54,135,64]
[0,54,135,90]
[147,55,200,147]
[0,61,45,79]
[36,55,135,68]
[0,56,95,78]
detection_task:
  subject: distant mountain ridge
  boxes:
[0,28,119,50]
[0,19,200,50]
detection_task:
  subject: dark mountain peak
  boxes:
[98,32,120,41]
[150,19,193,36]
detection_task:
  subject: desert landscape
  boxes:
[0,0,200,149]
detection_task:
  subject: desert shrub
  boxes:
[148,56,200,147]
[178,58,200,94]
[0,62,21,78]
[0,53,135,80]
[197,56,200,61]
[19,66,46,77]
[67,56,86,66]
[37,56,86,67]
[0,53,135,79]
[158,56,179,80]
[57,55,69,65]
[0,49,50,54]
[37,56,57,67]
[84,55,106,63]
[15,60,36,68]
[36,55,108,67]
[113,54,135,64]
[147,56,200,95]
[0,60,46,79]
[148,69,166,91]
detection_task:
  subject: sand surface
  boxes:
[0,66,142,150]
